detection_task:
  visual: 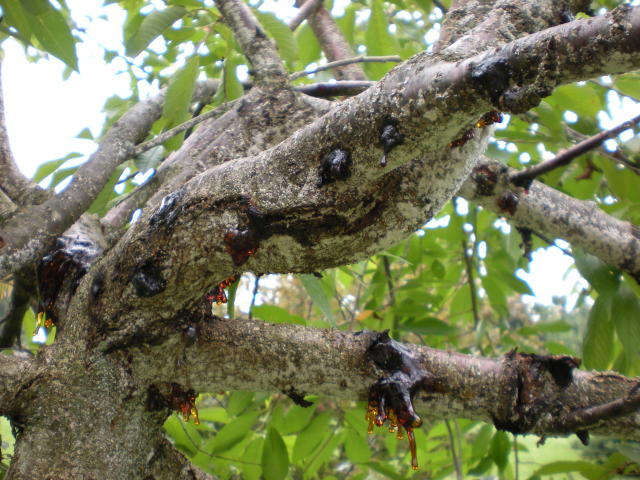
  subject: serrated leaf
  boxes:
[254,11,298,67]
[209,410,260,454]
[299,274,334,325]
[583,296,613,370]
[125,6,187,57]
[22,0,78,70]
[262,428,289,480]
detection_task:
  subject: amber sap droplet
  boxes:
[475,110,503,128]
[207,276,238,305]
[365,404,378,434]
[407,427,419,470]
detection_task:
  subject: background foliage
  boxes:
[2,0,640,478]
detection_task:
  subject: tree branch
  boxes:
[300,0,367,81]
[129,316,640,440]
[0,352,33,415]
[83,7,640,337]
[215,0,288,84]
[511,112,640,189]
[460,159,640,280]
[288,0,323,31]
[290,55,401,80]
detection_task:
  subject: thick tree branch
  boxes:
[216,0,288,84]
[82,7,640,339]
[0,353,33,415]
[0,94,163,279]
[129,316,640,440]
[300,0,367,81]
[460,159,640,280]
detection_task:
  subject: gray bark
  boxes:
[2,1,640,478]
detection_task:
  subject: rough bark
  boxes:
[2,1,640,478]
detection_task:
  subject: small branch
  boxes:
[248,274,260,320]
[561,385,640,433]
[432,0,448,13]
[289,0,323,31]
[215,0,288,84]
[301,0,367,81]
[295,80,374,97]
[445,419,463,480]
[461,238,480,329]
[290,55,401,80]
[132,101,236,158]
[0,351,34,415]
[382,256,396,306]
[511,113,640,189]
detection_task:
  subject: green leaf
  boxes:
[88,166,124,216]
[125,6,188,57]
[398,317,457,336]
[209,409,260,454]
[614,73,640,100]
[295,23,321,67]
[251,304,306,325]
[5,0,79,70]
[612,284,640,359]
[254,11,298,67]
[299,274,335,325]
[583,296,614,370]
[518,320,572,335]
[574,248,620,295]
[227,391,254,416]
[279,403,317,435]
[261,428,289,480]
[162,55,199,151]
[163,415,201,455]
[292,412,332,463]
[76,128,94,140]
[226,277,239,318]
[222,53,245,101]
[365,0,397,79]
[344,429,371,463]
[134,145,164,172]
[532,460,607,476]
[242,437,263,480]
[471,424,493,459]
[32,153,82,182]
[490,431,510,471]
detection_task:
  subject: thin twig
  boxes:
[288,0,323,31]
[461,239,480,329]
[382,256,396,307]
[511,113,640,189]
[295,80,375,98]
[248,274,261,320]
[132,101,236,157]
[290,55,402,80]
[432,0,448,13]
[445,420,463,480]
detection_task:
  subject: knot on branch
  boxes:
[494,350,581,435]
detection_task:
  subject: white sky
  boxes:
[4,0,626,307]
